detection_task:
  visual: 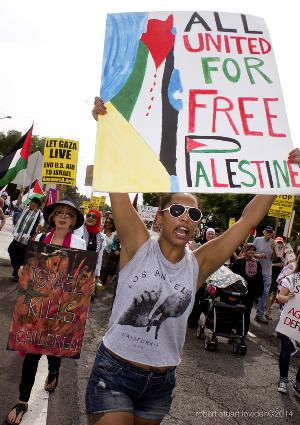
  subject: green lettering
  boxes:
[244,57,273,85]
[195,161,211,187]
[238,160,256,187]
[273,160,290,188]
[201,57,220,84]
[222,58,241,82]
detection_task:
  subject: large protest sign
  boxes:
[138,205,159,222]
[93,11,298,194]
[7,241,97,358]
[268,195,294,219]
[42,138,79,186]
[276,274,300,342]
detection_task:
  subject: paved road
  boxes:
[0,226,299,424]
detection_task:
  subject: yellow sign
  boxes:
[82,200,90,215]
[268,195,294,219]
[99,196,106,208]
[42,138,79,186]
[228,218,235,228]
[91,196,101,210]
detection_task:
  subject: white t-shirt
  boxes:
[280,272,300,293]
[103,237,199,367]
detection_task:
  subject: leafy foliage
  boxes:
[64,185,89,207]
[143,192,300,244]
[0,130,45,157]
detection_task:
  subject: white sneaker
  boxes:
[277,380,288,394]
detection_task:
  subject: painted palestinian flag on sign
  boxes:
[22,179,44,205]
[0,125,33,187]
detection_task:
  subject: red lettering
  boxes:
[259,38,271,54]
[230,36,247,54]
[287,162,300,188]
[210,159,228,187]
[238,97,263,136]
[248,37,260,54]
[263,98,286,137]
[250,161,265,187]
[212,96,239,134]
[189,89,218,132]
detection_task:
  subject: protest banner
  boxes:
[138,205,159,222]
[99,196,106,207]
[93,11,298,194]
[42,138,79,186]
[91,195,101,209]
[82,200,90,214]
[276,274,300,343]
[7,241,97,358]
[268,195,294,219]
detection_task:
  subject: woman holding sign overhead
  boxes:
[4,200,86,425]
[83,98,295,425]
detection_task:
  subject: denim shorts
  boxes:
[85,343,176,420]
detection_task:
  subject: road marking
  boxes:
[22,355,49,425]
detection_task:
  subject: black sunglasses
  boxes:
[86,213,98,219]
[161,203,202,222]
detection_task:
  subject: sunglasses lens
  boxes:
[169,204,185,217]
[188,208,202,222]
[87,214,97,219]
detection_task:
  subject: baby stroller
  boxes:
[196,266,248,355]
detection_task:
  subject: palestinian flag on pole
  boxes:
[0,124,33,187]
[246,227,257,243]
[22,179,44,205]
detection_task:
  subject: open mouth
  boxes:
[174,226,189,239]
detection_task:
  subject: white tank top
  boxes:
[103,237,199,367]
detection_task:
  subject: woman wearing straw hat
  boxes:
[4,200,86,425]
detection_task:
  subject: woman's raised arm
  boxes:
[195,194,276,287]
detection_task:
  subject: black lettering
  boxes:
[184,12,211,32]
[214,12,237,33]
[225,159,241,188]
[241,14,263,34]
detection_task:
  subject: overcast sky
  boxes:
[0,0,298,196]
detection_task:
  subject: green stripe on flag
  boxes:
[0,157,28,186]
[111,41,149,121]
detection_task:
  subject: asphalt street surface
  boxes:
[0,249,299,424]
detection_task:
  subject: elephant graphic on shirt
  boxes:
[147,291,192,339]
[118,288,192,339]
[118,288,162,327]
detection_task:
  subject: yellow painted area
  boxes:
[93,102,170,192]
[268,195,294,219]
[42,138,79,186]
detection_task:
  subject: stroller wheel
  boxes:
[210,337,218,351]
[239,344,247,355]
[196,325,205,339]
[232,341,240,354]
[204,336,211,351]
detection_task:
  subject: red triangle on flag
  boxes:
[186,137,208,153]
[33,179,44,196]
[20,124,33,161]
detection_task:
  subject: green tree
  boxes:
[64,186,89,207]
[142,192,300,243]
[0,129,45,157]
